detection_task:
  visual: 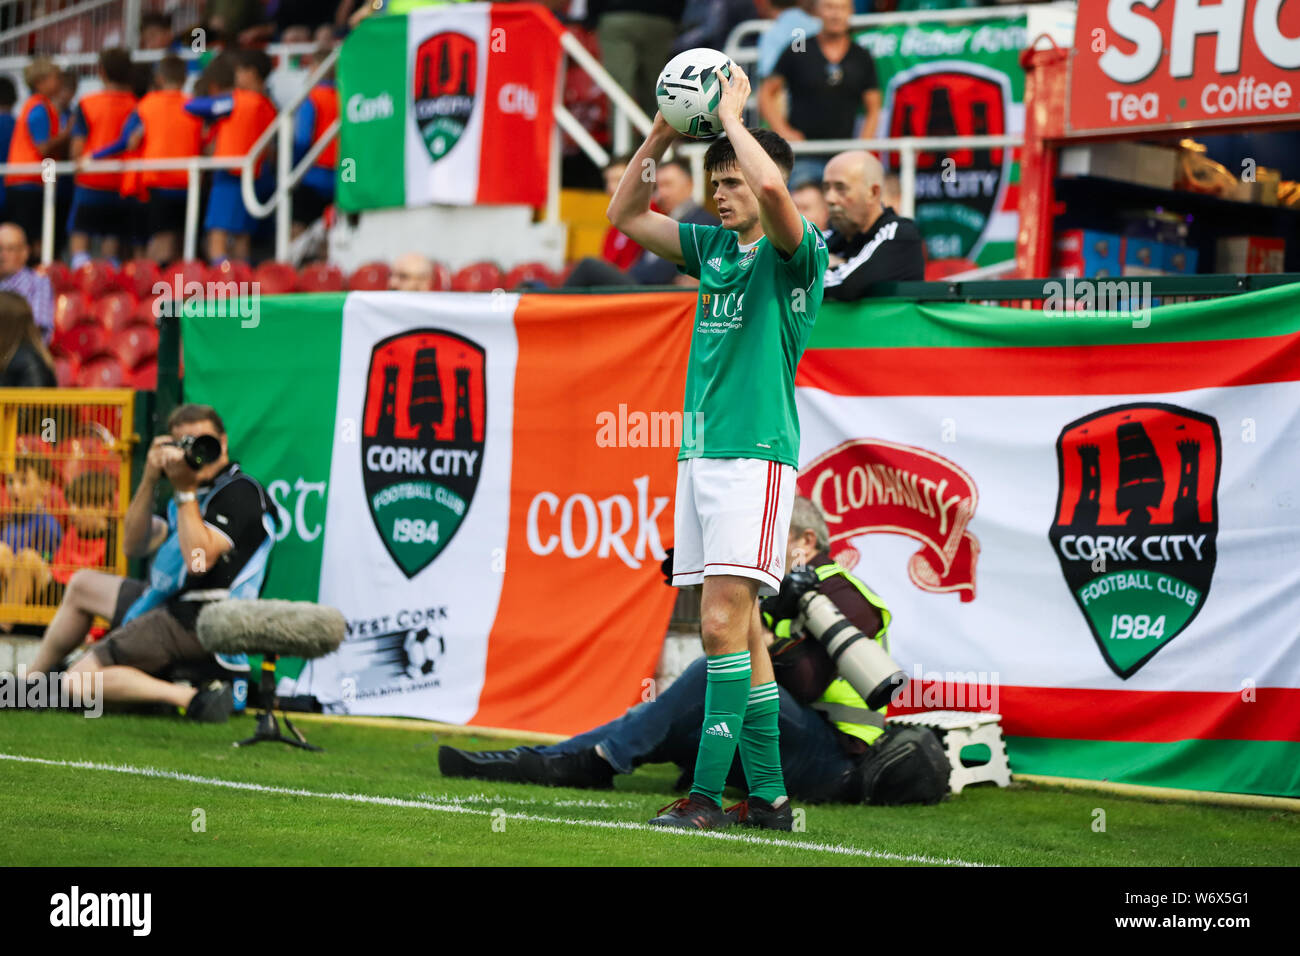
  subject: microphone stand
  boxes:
[234,653,322,751]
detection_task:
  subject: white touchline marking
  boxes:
[0,752,987,867]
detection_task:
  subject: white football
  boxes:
[655,47,734,139]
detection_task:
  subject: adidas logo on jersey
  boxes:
[704,721,733,738]
[706,257,723,272]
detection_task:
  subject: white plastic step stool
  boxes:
[886,711,1012,794]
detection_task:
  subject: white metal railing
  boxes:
[0,155,241,264]
[0,0,120,53]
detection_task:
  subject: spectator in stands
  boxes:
[54,69,79,258]
[569,158,720,287]
[675,0,759,57]
[48,470,116,596]
[292,47,339,238]
[600,155,643,270]
[589,1,686,120]
[188,51,278,262]
[0,451,61,619]
[93,56,203,265]
[239,0,352,44]
[0,290,54,386]
[5,58,70,254]
[791,178,829,233]
[625,158,718,284]
[755,0,819,80]
[0,225,53,343]
[0,77,16,221]
[140,13,176,50]
[203,0,265,38]
[27,403,275,723]
[882,171,901,212]
[760,0,880,186]
[68,49,138,269]
[389,253,436,291]
[54,70,78,130]
[821,149,924,299]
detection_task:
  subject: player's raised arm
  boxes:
[606,114,686,266]
[717,66,804,257]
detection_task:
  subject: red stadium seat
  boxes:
[75,354,126,388]
[40,260,75,293]
[52,351,79,387]
[54,322,108,360]
[296,262,345,293]
[119,258,162,300]
[128,359,158,390]
[135,295,163,325]
[163,259,210,293]
[113,323,159,370]
[210,258,253,286]
[54,292,91,335]
[74,259,120,299]
[348,261,391,291]
[93,292,138,335]
[253,261,298,295]
[504,262,558,290]
[451,261,505,292]
[431,262,453,291]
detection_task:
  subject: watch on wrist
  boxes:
[174,490,198,504]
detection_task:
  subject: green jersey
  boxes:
[677,217,828,467]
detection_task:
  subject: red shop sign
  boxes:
[1067,0,1300,135]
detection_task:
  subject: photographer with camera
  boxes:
[439,497,949,819]
[25,404,275,722]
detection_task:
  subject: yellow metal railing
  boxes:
[0,388,135,627]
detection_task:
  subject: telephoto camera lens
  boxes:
[179,434,222,469]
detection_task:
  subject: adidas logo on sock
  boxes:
[704,721,732,738]
[706,257,722,272]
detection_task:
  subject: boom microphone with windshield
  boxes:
[196,599,345,658]
[196,599,345,751]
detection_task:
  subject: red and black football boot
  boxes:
[647,793,730,829]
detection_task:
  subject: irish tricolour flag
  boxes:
[337,4,561,210]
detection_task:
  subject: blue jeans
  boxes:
[538,656,861,803]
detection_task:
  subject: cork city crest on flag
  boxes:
[361,329,487,578]
[1049,403,1221,679]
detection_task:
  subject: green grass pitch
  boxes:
[1,710,1296,867]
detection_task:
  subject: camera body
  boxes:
[168,433,222,470]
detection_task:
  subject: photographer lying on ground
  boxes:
[22,404,275,721]
[440,497,949,817]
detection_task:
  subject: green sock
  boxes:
[689,651,751,806]
[739,682,786,804]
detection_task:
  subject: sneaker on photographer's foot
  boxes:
[184,681,233,723]
[518,747,616,789]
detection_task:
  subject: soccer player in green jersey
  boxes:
[608,64,828,829]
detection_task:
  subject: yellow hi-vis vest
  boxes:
[767,562,893,746]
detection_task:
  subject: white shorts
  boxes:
[671,457,796,597]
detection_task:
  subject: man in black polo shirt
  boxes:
[822,149,925,299]
[760,0,881,186]
[27,404,274,722]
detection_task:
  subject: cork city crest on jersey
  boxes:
[362,330,486,578]
[1049,403,1221,678]
[413,31,477,161]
